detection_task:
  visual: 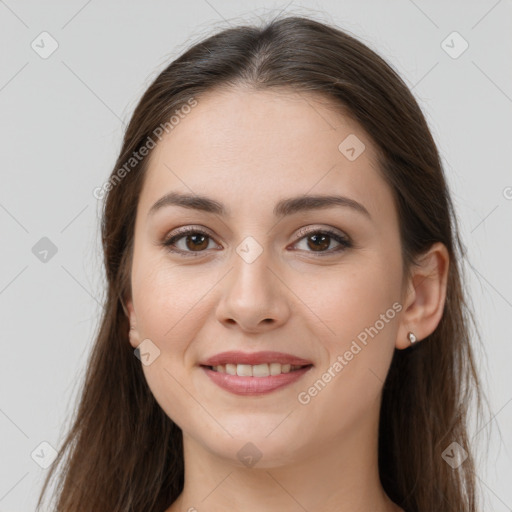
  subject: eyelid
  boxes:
[293,225,348,242]
[166,224,215,238]
[164,224,349,242]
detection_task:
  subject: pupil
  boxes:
[187,234,208,251]
[309,234,329,251]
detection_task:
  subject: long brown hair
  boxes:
[36,14,488,512]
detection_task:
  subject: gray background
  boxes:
[0,1,511,510]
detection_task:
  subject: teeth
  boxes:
[237,364,253,377]
[269,363,281,376]
[212,363,305,376]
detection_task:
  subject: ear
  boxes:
[125,297,141,349]
[396,242,450,350]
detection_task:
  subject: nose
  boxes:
[215,247,291,333]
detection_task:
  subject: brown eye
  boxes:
[163,228,217,256]
[305,233,331,251]
[183,233,209,251]
[293,228,352,255]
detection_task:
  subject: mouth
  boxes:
[198,350,314,395]
[201,362,313,376]
[199,363,314,395]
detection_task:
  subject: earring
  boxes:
[408,331,417,344]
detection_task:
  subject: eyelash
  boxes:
[161,226,352,258]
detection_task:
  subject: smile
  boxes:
[201,364,313,395]
[207,362,309,376]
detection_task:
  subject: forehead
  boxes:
[138,87,394,222]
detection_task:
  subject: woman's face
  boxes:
[127,87,409,467]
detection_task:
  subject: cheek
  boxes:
[292,280,399,439]
[293,257,401,345]
[131,251,213,343]
[293,255,401,401]
[131,260,212,428]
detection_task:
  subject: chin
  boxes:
[199,426,311,468]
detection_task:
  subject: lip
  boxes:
[201,365,313,395]
[200,350,313,367]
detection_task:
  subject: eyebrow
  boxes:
[148,191,371,220]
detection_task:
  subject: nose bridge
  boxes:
[233,236,272,299]
[215,234,290,330]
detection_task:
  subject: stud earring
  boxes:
[408,331,417,344]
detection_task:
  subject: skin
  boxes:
[126,87,449,512]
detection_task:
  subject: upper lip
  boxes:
[200,351,313,367]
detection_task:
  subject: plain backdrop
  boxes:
[0,1,511,510]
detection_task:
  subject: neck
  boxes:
[166,401,402,512]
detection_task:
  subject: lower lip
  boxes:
[201,365,313,395]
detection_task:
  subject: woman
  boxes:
[37,14,486,512]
